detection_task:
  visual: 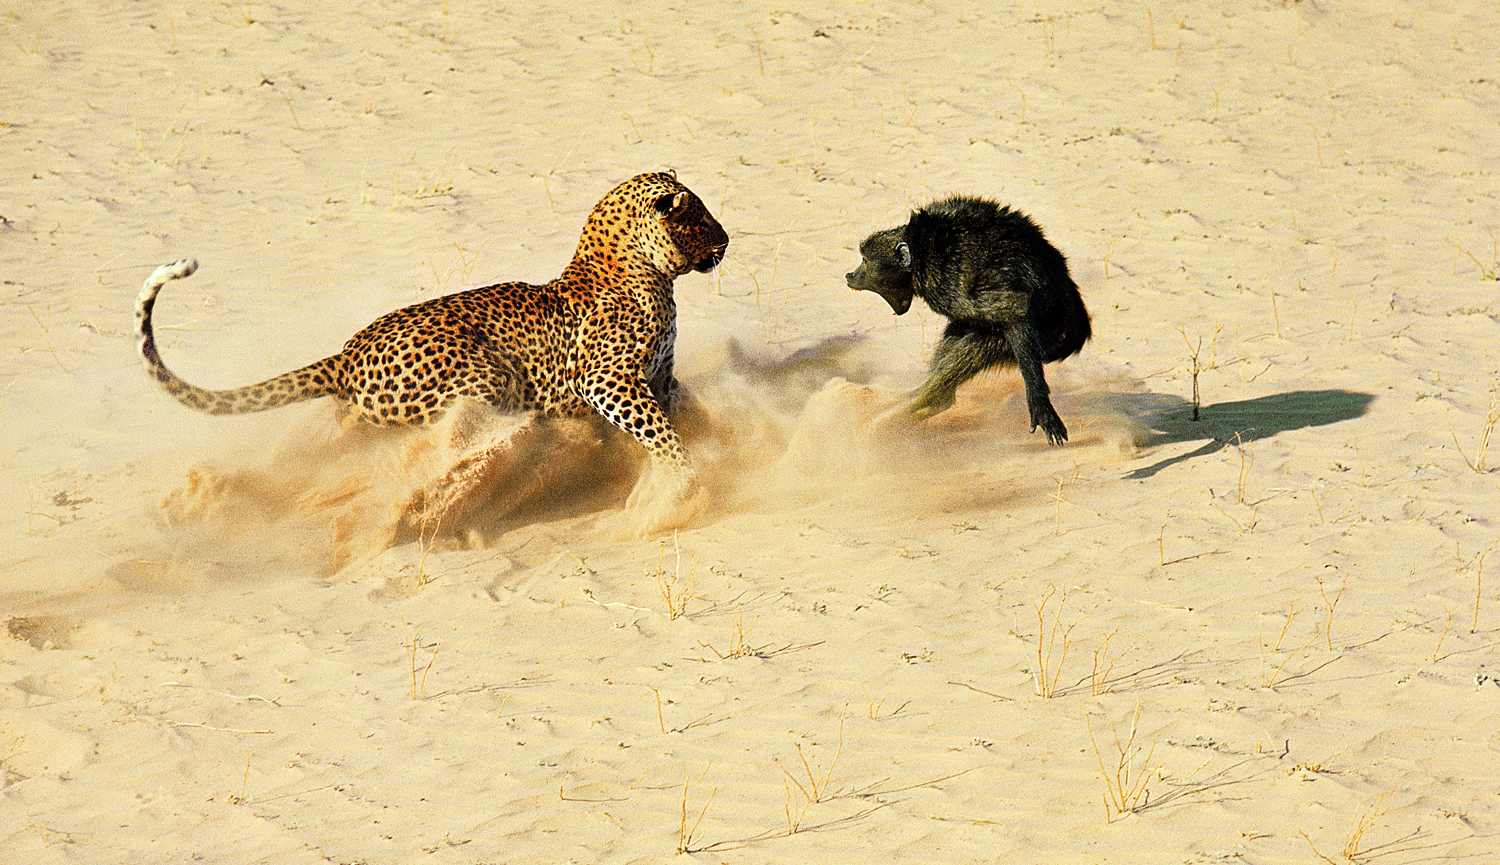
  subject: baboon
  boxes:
[845,196,1091,445]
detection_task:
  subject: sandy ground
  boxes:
[4,1,1500,862]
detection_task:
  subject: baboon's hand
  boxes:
[1031,403,1069,446]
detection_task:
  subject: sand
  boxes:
[4,1,1500,862]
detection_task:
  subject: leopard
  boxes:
[135,172,729,494]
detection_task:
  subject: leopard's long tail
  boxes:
[135,258,343,416]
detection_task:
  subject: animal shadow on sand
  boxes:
[1119,389,1375,480]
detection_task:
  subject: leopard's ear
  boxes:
[653,191,689,219]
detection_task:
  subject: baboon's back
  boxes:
[907,196,1091,362]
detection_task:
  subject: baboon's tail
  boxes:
[135,259,342,416]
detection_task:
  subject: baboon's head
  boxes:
[845,227,914,315]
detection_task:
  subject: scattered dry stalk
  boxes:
[414,514,441,587]
[26,305,70,374]
[1049,477,1070,536]
[1273,599,1301,653]
[1474,538,1499,633]
[649,686,667,734]
[1233,431,1254,504]
[860,683,890,720]
[1102,235,1121,278]
[1293,112,1344,169]
[1433,607,1455,662]
[281,94,301,130]
[229,751,253,805]
[1213,500,1259,535]
[1317,575,1346,651]
[782,774,808,835]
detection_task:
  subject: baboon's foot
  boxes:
[1030,401,1069,445]
[909,392,955,421]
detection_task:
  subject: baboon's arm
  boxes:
[1005,317,1068,445]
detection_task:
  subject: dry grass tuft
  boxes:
[402,622,438,700]
[1258,599,1319,687]
[701,603,759,660]
[1029,583,1082,698]
[676,766,716,855]
[1301,793,1394,864]
[1451,362,1500,473]
[654,532,697,620]
[1449,230,1500,281]
[1090,621,1124,697]
[1088,701,1161,822]
[1177,324,1223,421]
[777,715,846,834]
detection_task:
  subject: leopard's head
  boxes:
[578,173,729,277]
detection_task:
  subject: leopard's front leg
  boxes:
[578,368,691,473]
[577,367,701,535]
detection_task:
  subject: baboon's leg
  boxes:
[910,319,1069,445]
[910,325,1009,420]
[1005,317,1068,445]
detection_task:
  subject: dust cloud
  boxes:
[134,338,1141,581]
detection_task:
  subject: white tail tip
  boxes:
[149,258,199,286]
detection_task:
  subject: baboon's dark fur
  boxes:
[846,196,1091,444]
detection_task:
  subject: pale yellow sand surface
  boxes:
[3,2,1500,862]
